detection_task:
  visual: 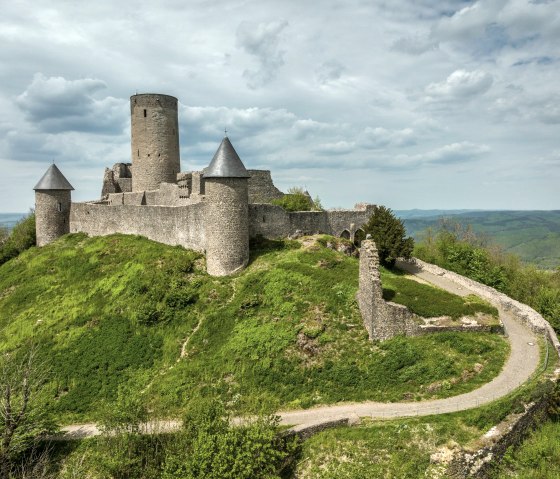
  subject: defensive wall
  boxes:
[69,201,375,252]
[249,203,375,240]
[70,202,206,252]
[357,240,502,341]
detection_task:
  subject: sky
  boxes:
[1,0,559,212]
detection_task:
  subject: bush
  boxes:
[271,187,322,212]
[363,205,414,267]
[162,397,298,479]
[0,211,36,265]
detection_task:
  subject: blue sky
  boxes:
[1,0,559,212]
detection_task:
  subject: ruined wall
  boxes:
[246,170,284,203]
[248,204,375,240]
[357,240,420,340]
[35,190,71,246]
[131,94,180,192]
[204,177,249,276]
[69,202,205,252]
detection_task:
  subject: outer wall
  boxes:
[130,94,180,192]
[204,178,249,276]
[35,190,71,246]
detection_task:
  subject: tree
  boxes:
[0,346,55,479]
[362,206,414,267]
[271,187,322,212]
[0,212,36,266]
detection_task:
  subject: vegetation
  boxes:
[51,395,297,479]
[0,345,56,479]
[382,267,498,320]
[0,211,35,266]
[297,351,559,479]
[402,210,560,270]
[363,205,414,267]
[0,233,505,422]
[271,187,322,212]
[414,221,560,333]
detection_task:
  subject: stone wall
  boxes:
[358,240,421,340]
[442,396,553,478]
[35,190,71,246]
[70,202,205,252]
[248,204,375,240]
[246,169,284,203]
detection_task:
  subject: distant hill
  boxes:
[398,210,560,270]
[0,212,26,230]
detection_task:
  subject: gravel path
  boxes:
[60,263,541,439]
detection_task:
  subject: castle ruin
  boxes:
[34,93,375,275]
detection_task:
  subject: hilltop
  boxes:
[0,233,505,422]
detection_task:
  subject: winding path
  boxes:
[60,262,541,439]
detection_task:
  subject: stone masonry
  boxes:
[357,240,420,340]
[130,94,180,192]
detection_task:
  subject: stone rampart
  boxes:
[358,240,421,340]
[70,202,205,252]
[246,170,284,203]
[248,204,374,240]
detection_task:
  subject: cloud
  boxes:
[425,69,493,99]
[359,127,417,149]
[16,73,128,134]
[236,20,288,89]
[315,60,346,84]
[391,33,439,55]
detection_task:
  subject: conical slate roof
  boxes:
[204,137,250,178]
[33,164,74,191]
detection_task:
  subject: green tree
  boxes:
[271,187,322,212]
[362,206,414,267]
[0,211,36,266]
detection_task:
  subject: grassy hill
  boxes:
[0,233,505,422]
[401,210,560,269]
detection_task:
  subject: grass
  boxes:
[381,266,498,320]
[296,338,559,479]
[0,233,507,422]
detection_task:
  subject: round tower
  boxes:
[130,93,180,192]
[204,136,250,276]
[33,164,74,246]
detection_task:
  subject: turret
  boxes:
[33,164,74,246]
[130,93,180,192]
[204,136,250,276]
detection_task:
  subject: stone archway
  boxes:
[340,229,351,240]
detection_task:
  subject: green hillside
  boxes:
[402,210,560,269]
[0,234,505,422]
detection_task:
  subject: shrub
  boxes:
[271,187,322,212]
[363,205,414,267]
[0,211,36,265]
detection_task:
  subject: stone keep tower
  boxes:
[130,93,180,192]
[33,164,74,246]
[204,136,251,276]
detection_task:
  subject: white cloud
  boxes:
[236,20,288,89]
[425,70,493,99]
